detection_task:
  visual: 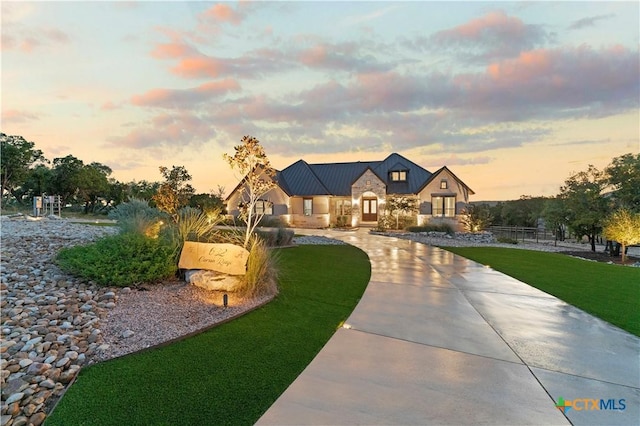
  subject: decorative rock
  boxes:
[39,379,55,389]
[6,392,25,404]
[55,357,70,368]
[29,412,47,426]
[0,218,119,424]
[2,378,28,397]
[12,416,28,426]
[18,359,33,368]
[186,270,242,292]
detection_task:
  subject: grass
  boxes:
[443,247,640,336]
[47,245,371,425]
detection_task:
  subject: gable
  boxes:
[372,153,432,194]
[418,166,475,198]
[278,160,331,196]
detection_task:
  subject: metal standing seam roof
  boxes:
[277,153,434,197]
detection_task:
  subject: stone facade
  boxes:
[351,169,387,225]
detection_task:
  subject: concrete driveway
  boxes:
[258,230,639,425]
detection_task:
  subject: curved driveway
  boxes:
[259,229,639,425]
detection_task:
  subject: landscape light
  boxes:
[223,294,228,308]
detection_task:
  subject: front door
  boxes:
[362,198,378,222]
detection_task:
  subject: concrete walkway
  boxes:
[258,229,639,425]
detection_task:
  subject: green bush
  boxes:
[55,233,177,286]
[406,223,455,234]
[497,236,519,244]
[108,198,167,236]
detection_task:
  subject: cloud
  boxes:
[151,41,198,59]
[199,3,245,25]
[551,138,611,147]
[297,42,389,73]
[458,45,640,120]
[131,79,241,108]
[1,26,70,52]
[341,5,401,27]
[568,14,615,30]
[427,11,551,61]
[2,109,40,123]
[108,113,217,150]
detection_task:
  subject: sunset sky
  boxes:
[2,1,639,201]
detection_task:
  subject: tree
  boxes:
[0,133,46,206]
[77,162,112,213]
[542,197,569,244]
[18,164,54,203]
[559,165,609,251]
[602,209,640,263]
[152,165,195,221]
[189,186,225,214]
[125,180,161,201]
[50,155,86,205]
[385,194,418,230]
[497,196,547,227]
[606,153,640,212]
[224,135,276,248]
[460,203,493,232]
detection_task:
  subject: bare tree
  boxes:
[224,136,276,248]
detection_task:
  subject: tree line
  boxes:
[0,133,224,214]
[466,153,640,253]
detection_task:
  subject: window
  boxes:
[440,180,448,189]
[335,199,352,216]
[303,198,313,216]
[431,196,456,217]
[390,171,407,182]
[254,200,273,215]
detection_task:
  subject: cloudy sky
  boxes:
[2,1,639,200]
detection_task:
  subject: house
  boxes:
[225,153,474,229]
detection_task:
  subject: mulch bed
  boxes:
[560,250,640,265]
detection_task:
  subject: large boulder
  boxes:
[185,270,242,292]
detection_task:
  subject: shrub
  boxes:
[496,236,519,244]
[335,215,351,228]
[236,236,279,298]
[406,223,455,234]
[255,227,294,247]
[460,204,493,232]
[56,233,177,286]
[108,198,167,237]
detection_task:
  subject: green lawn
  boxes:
[442,247,640,336]
[47,245,371,425]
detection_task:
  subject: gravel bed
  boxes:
[0,216,271,425]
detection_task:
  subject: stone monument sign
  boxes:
[178,242,250,275]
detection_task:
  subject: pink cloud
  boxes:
[171,56,229,78]
[299,45,329,66]
[151,41,197,59]
[130,79,240,108]
[438,11,527,41]
[199,4,244,25]
[2,109,40,123]
[429,10,550,61]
